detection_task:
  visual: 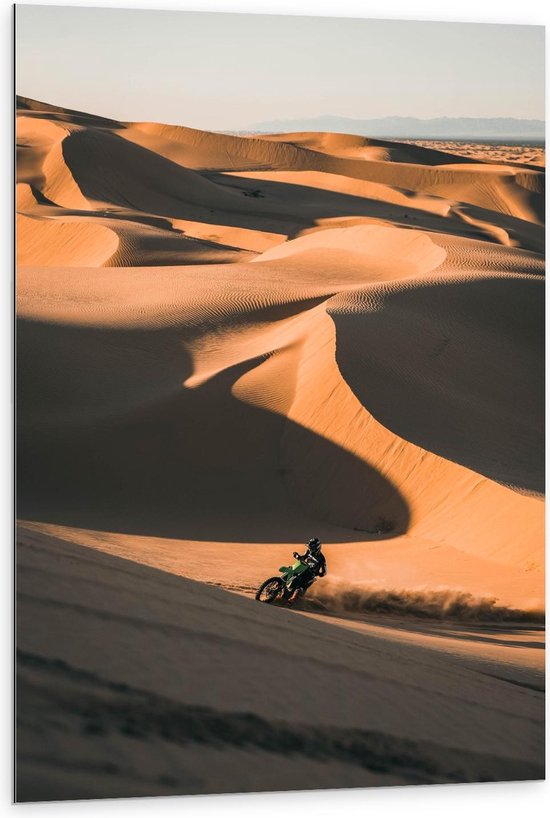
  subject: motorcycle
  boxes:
[255,553,316,604]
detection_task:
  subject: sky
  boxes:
[16,4,545,130]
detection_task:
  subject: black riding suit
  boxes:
[293,549,327,591]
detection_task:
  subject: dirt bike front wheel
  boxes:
[255,577,284,603]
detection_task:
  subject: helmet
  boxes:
[308,537,321,553]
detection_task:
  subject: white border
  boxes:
[3,1,548,816]
[6,0,550,25]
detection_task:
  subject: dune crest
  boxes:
[253,224,447,279]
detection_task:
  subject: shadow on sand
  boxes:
[17,318,410,543]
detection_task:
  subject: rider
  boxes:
[292,537,327,593]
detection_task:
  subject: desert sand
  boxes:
[16,96,544,800]
[401,140,545,169]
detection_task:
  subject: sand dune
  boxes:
[122,121,544,226]
[16,96,545,800]
[16,213,119,267]
[255,131,489,166]
[16,526,544,801]
[16,94,544,596]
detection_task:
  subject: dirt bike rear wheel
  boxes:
[255,577,284,603]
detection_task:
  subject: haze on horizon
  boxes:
[16,4,544,132]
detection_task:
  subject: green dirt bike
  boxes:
[255,555,315,604]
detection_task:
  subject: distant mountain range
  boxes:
[248,115,545,142]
